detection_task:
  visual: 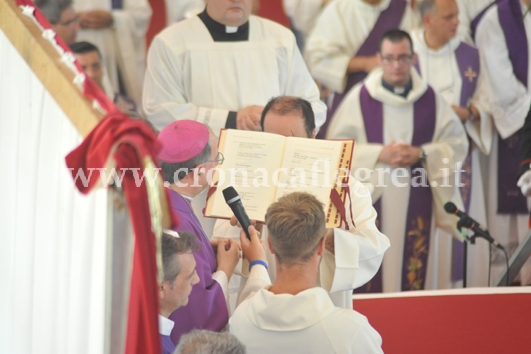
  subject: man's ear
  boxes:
[159,282,166,300]
[316,237,326,257]
[267,236,275,254]
[422,13,430,27]
[376,52,383,66]
[311,129,317,139]
[412,53,418,67]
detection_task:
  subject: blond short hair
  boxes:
[265,192,326,264]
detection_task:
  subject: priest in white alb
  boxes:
[305,0,420,136]
[328,30,469,292]
[73,0,152,105]
[413,0,493,288]
[142,0,326,135]
[475,0,531,285]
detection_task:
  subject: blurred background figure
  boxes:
[35,0,80,45]
[72,0,152,105]
[71,41,138,113]
[175,330,246,354]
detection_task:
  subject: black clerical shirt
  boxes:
[198,10,250,128]
[381,79,413,98]
[198,10,249,42]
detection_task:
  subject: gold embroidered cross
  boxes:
[464,66,477,83]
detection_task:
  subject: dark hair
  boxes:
[162,231,199,284]
[70,41,102,58]
[261,96,315,138]
[34,0,72,25]
[160,143,211,183]
[379,29,414,54]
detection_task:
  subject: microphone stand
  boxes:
[456,217,476,289]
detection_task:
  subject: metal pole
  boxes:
[463,241,468,288]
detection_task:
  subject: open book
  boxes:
[204,129,354,228]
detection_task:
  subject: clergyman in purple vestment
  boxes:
[157,120,240,344]
[327,30,468,292]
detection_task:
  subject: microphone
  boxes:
[223,186,252,240]
[444,202,503,250]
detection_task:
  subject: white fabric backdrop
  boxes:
[0,30,107,354]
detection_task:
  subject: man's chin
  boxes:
[390,76,408,87]
[225,12,248,26]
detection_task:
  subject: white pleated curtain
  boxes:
[0,31,107,353]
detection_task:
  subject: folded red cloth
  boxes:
[66,112,178,354]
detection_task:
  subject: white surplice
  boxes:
[474,2,531,285]
[73,0,151,105]
[412,29,494,287]
[456,0,496,44]
[305,0,420,94]
[213,178,389,311]
[142,15,326,134]
[229,265,383,354]
[327,68,469,292]
[282,0,335,46]
[164,0,204,26]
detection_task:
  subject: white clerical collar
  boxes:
[181,194,193,202]
[226,26,238,33]
[158,315,175,336]
[394,86,405,94]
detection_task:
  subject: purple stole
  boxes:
[317,0,407,139]
[497,0,529,214]
[471,0,500,41]
[111,0,123,9]
[360,84,436,291]
[454,42,481,281]
[168,190,229,344]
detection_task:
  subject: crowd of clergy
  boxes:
[34,0,531,352]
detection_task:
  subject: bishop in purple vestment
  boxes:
[157,120,240,344]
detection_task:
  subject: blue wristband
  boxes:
[249,260,268,272]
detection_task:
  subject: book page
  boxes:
[207,130,286,220]
[274,137,343,220]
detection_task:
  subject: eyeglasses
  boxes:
[58,16,80,27]
[207,152,224,166]
[381,54,414,65]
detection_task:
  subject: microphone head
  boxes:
[222,186,240,203]
[444,202,457,214]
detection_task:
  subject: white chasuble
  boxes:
[230,266,383,354]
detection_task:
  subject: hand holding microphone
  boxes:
[223,186,253,240]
